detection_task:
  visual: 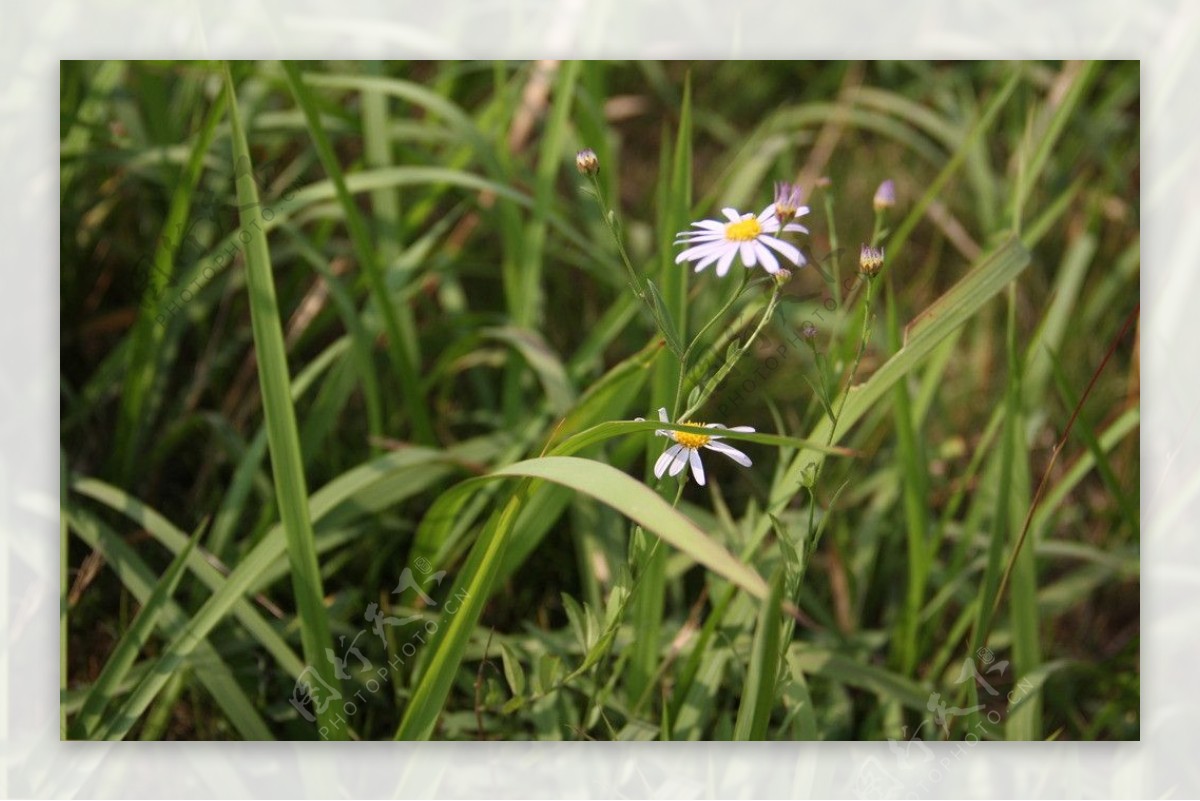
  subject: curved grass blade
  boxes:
[396,456,773,740]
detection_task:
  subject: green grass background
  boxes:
[60,59,1139,741]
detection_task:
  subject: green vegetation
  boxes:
[61,60,1139,741]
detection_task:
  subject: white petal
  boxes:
[754,242,780,274]
[704,440,752,467]
[758,204,776,221]
[658,407,670,423]
[740,241,757,267]
[716,247,738,277]
[655,444,683,478]
[759,234,802,265]
[693,220,724,231]
[694,246,728,273]
[726,425,755,433]
[688,448,707,485]
[722,207,742,222]
[668,448,689,477]
[782,222,810,234]
[676,242,724,264]
[676,240,727,264]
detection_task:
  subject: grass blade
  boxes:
[223,63,342,736]
[396,455,773,739]
[773,236,1031,499]
[733,569,786,740]
[112,82,228,482]
[281,60,434,444]
[70,519,204,738]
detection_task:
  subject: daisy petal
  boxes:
[676,242,724,264]
[759,234,802,265]
[754,242,779,274]
[695,247,728,273]
[658,407,670,423]
[740,241,757,267]
[655,444,683,479]
[668,448,689,477]
[722,207,742,222]
[704,440,752,467]
[716,246,738,277]
[726,425,756,433]
[676,241,726,263]
[688,448,706,485]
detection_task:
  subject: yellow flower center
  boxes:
[671,423,712,450]
[724,217,762,242]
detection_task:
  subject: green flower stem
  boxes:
[679,285,782,422]
[804,272,877,550]
[586,173,651,308]
[672,272,752,420]
[823,190,842,309]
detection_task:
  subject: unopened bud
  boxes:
[873,179,895,211]
[576,148,599,175]
[859,244,885,276]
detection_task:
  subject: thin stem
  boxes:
[679,285,782,422]
[587,173,649,306]
[823,190,841,308]
[672,272,751,419]
[804,273,877,550]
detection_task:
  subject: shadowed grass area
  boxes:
[60,60,1139,741]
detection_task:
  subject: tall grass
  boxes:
[60,60,1139,741]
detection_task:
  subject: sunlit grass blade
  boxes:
[223,63,342,736]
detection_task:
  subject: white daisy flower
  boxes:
[650,408,754,486]
[674,203,810,277]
